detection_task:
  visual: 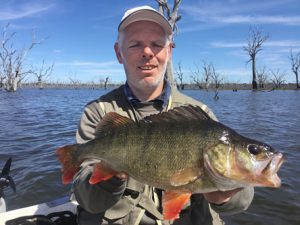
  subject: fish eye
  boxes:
[247,144,261,155]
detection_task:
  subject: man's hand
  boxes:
[203,188,243,205]
[116,172,128,181]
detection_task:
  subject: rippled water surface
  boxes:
[0,88,299,225]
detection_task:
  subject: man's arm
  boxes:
[207,187,254,215]
[72,102,127,214]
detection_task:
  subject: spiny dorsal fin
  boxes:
[142,105,211,124]
[95,112,133,137]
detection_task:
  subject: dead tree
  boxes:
[270,69,286,89]
[190,63,203,89]
[156,0,182,88]
[175,61,184,89]
[0,24,41,92]
[289,49,300,89]
[256,66,268,89]
[69,77,81,89]
[210,64,223,100]
[104,77,109,89]
[190,61,214,90]
[32,60,54,89]
[202,61,213,90]
[243,27,269,90]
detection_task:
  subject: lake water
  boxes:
[0,88,299,225]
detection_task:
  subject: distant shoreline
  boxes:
[16,82,300,91]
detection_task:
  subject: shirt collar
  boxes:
[124,79,171,108]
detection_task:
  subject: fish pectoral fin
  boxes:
[170,167,202,186]
[162,191,192,220]
[89,162,118,184]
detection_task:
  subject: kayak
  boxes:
[1,158,78,224]
[0,196,78,224]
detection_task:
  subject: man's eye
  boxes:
[129,44,139,48]
[152,43,164,48]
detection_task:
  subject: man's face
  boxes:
[115,21,172,92]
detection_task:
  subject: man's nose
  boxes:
[142,46,154,58]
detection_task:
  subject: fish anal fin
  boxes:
[163,191,192,220]
[95,112,133,137]
[89,162,118,184]
[170,167,202,187]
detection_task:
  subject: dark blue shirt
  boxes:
[123,79,171,109]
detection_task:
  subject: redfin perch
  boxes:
[57,105,284,220]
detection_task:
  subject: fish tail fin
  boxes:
[56,144,81,184]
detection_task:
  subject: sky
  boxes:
[0,0,300,84]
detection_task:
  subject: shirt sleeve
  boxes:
[210,187,254,215]
[72,101,127,214]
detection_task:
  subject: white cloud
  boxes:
[56,60,118,68]
[53,49,62,54]
[0,2,54,21]
[180,0,300,30]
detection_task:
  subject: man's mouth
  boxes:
[138,65,156,70]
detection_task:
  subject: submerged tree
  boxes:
[270,69,286,89]
[32,60,54,89]
[175,61,184,90]
[209,63,223,100]
[190,61,214,91]
[0,24,42,92]
[256,66,268,89]
[243,27,269,90]
[289,48,300,89]
[156,0,182,88]
[190,63,204,89]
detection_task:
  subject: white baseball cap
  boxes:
[118,5,173,35]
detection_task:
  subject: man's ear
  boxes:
[114,42,123,63]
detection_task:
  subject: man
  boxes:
[73,5,254,225]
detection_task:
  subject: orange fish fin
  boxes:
[95,112,133,137]
[56,145,81,184]
[89,162,118,184]
[170,167,202,186]
[163,191,192,220]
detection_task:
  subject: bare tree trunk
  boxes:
[243,27,269,90]
[104,77,109,89]
[156,0,182,89]
[252,56,257,90]
[290,49,300,89]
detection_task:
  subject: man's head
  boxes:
[118,5,172,36]
[114,6,173,100]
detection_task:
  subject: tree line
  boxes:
[175,26,300,92]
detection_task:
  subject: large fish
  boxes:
[56,105,284,220]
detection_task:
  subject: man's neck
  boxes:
[129,82,164,102]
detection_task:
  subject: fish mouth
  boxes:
[203,151,285,189]
[257,152,284,188]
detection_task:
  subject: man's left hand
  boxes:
[203,188,243,205]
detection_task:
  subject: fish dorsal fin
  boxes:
[142,105,211,124]
[95,112,134,137]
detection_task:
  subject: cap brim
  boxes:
[118,9,172,35]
